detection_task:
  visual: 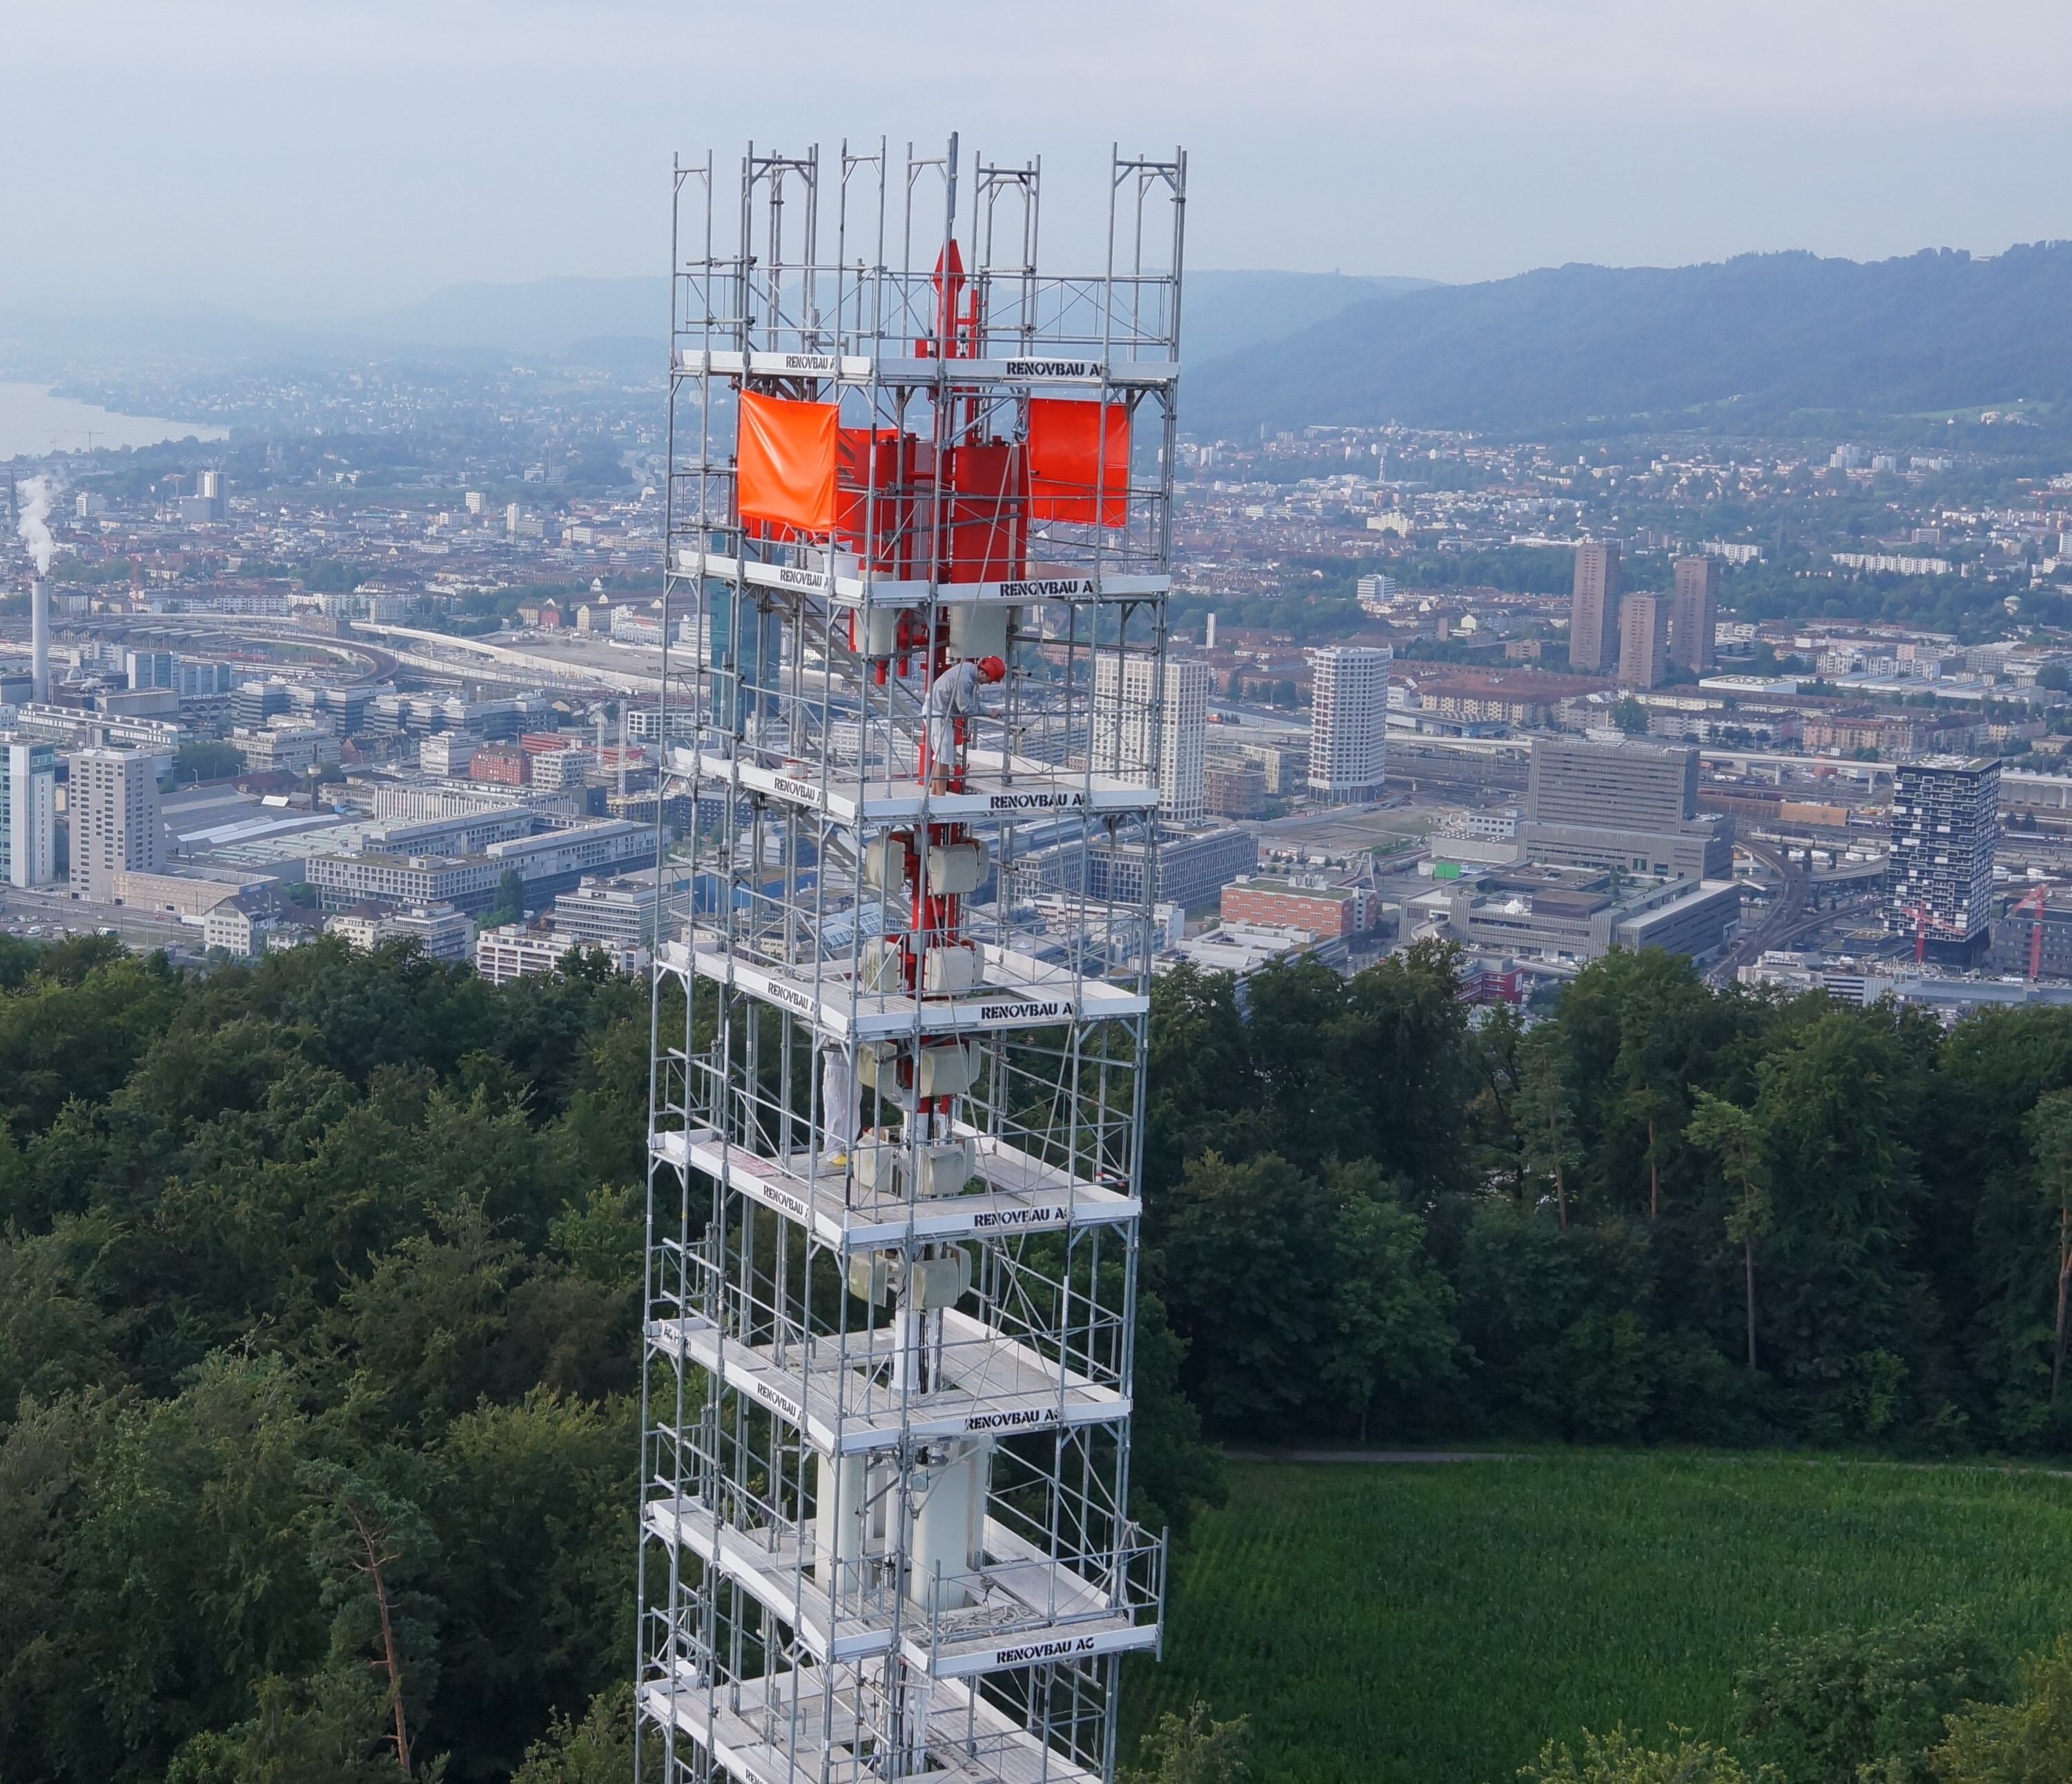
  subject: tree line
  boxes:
[1146,941,2072,1455]
[1524,1609,2072,1784]
[0,935,655,1783]
[0,933,1220,1783]
[17,923,2072,1779]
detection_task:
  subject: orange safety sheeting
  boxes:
[836,427,921,571]
[943,442,1027,583]
[737,390,838,533]
[1026,398,1128,526]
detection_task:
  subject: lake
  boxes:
[0,381,228,460]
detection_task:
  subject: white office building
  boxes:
[0,738,57,887]
[1307,645,1392,799]
[1092,656,1210,825]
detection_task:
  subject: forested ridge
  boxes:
[10,931,2072,1779]
[1186,242,2072,438]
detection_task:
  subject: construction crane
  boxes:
[1899,900,1934,965]
[2011,882,2060,980]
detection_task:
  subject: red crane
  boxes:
[1899,901,1934,965]
[2012,882,2058,980]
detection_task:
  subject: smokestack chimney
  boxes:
[30,578,46,704]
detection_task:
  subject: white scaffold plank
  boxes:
[662,937,1148,1041]
[647,1126,1139,1250]
[641,1666,1104,1784]
[665,745,1160,821]
[640,1499,1149,1687]
[674,346,1177,389]
[641,1498,879,1663]
[672,548,1171,608]
[646,1308,1128,1451]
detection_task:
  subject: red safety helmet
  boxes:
[977,655,1008,683]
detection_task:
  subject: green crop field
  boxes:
[1125,1451,2072,1784]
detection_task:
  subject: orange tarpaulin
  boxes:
[737,390,838,533]
[1026,398,1128,526]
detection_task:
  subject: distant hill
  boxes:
[333,277,672,356]
[335,268,1438,363]
[0,268,1440,376]
[1186,244,2072,438]
[1181,271,1440,363]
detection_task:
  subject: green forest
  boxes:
[13,932,2072,1778]
[1149,941,2072,1452]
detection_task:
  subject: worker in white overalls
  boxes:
[819,1035,859,1171]
[921,654,1006,795]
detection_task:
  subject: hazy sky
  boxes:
[4,0,2070,317]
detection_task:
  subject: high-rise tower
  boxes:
[1618,592,1668,689]
[640,138,1181,1784]
[1568,541,1621,672]
[68,747,162,901]
[1670,554,1720,672]
[1093,656,1209,826]
[1888,755,1999,965]
[1307,645,1391,800]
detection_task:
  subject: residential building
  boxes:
[1618,592,1669,689]
[1204,763,1268,819]
[552,874,661,948]
[529,745,591,792]
[1092,656,1211,825]
[474,922,643,986]
[1670,555,1720,672]
[0,738,56,887]
[470,743,531,787]
[328,900,476,962]
[1307,645,1391,799]
[68,747,163,901]
[204,888,320,957]
[1888,755,2000,965]
[1568,541,1621,672]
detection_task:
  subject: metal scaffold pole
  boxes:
[636,134,1186,1783]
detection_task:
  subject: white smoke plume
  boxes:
[15,476,55,577]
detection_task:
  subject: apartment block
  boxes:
[1618,592,1669,689]
[1888,755,1999,965]
[1568,541,1621,672]
[1670,554,1721,672]
[1092,656,1211,825]
[1306,645,1391,799]
[68,747,164,901]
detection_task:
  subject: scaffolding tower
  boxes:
[638,137,1186,1784]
